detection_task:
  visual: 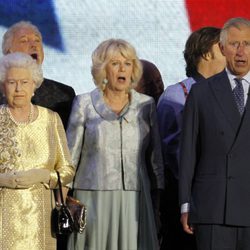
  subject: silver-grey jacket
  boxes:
[66,88,164,190]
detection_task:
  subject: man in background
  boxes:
[135,59,164,104]
[1,21,75,129]
[157,26,226,250]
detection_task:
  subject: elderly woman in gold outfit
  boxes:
[0,52,75,250]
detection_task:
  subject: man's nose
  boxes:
[29,40,37,48]
[236,43,246,54]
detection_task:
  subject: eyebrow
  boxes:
[110,59,132,62]
[18,34,41,39]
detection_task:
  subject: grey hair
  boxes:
[0,52,43,89]
[2,21,42,55]
[220,17,250,45]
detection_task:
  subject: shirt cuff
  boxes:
[181,203,190,213]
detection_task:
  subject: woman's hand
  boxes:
[151,189,163,240]
[15,169,50,188]
[0,172,18,188]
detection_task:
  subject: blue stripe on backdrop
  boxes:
[0,0,65,51]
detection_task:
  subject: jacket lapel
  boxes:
[91,88,118,121]
[233,89,250,144]
[209,71,242,132]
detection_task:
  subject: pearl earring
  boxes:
[103,78,108,84]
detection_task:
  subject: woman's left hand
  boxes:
[15,169,50,188]
[151,189,163,240]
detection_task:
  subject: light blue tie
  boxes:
[233,78,244,115]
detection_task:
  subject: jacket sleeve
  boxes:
[157,86,184,178]
[146,100,165,190]
[178,87,199,205]
[48,112,75,188]
[65,96,86,187]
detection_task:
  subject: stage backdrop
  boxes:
[0,0,249,94]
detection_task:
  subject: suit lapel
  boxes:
[233,89,250,144]
[209,71,242,132]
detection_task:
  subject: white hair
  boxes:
[2,21,42,55]
[0,52,43,88]
[220,17,250,45]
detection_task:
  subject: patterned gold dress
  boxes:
[0,105,75,250]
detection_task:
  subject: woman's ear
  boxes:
[32,81,37,92]
[0,84,6,97]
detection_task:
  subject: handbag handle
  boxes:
[56,171,65,205]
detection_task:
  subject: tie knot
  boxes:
[235,78,243,85]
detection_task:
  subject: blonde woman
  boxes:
[67,39,164,250]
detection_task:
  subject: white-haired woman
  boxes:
[67,39,164,250]
[0,52,75,250]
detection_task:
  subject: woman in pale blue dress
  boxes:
[67,39,164,250]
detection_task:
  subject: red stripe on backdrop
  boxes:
[185,0,250,31]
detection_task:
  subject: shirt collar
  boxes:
[226,68,250,85]
[90,88,138,122]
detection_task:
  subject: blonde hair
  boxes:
[91,39,142,90]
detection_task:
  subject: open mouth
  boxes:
[118,77,126,81]
[235,59,246,66]
[30,53,38,60]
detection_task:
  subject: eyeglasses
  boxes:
[228,41,250,50]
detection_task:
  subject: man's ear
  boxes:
[202,51,212,61]
[219,42,225,56]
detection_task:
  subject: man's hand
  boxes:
[180,212,194,234]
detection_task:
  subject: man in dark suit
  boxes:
[1,21,75,129]
[179,17,250,249]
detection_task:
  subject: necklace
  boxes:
[6,104,34,126]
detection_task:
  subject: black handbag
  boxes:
[52,171,86,235]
